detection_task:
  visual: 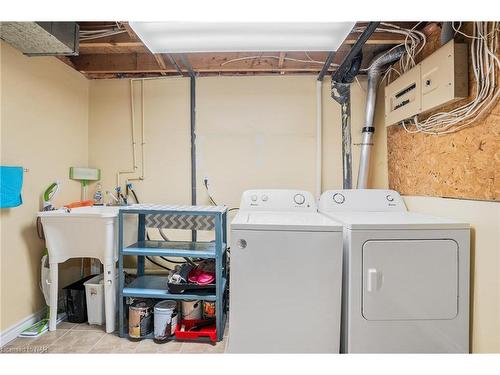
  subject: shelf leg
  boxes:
[137,213,146,277]
[118,212,124,338]
[215,213,224,341]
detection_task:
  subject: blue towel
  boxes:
[0,166,23,208]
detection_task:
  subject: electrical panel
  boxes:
[385,40,468,127]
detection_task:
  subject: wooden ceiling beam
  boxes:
[153,53,168,76]
[77,32,406,54]
[278,52,286,75]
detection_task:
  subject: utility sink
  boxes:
[38,205,137,333]
[39,206,137,263]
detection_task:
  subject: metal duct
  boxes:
[0,22,79,56]
[356,46,405,189]
[441,22,454,46]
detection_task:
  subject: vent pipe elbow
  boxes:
[357,46,405,189]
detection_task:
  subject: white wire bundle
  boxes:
[354,22,427,76]
[220,53,339,67]
[404,22,499,135]
[79,22,127,41]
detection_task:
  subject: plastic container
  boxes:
[63,275,97,323]
[129,299,154,339]
[175,319,217,342]
[181,300,202,320]
[202,301,216,319]
[154,300,178,342]
[84,273,119,325]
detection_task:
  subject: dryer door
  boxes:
[362,239,458,320]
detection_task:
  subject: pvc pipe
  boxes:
[129,79,146,181]
[116,79,139,189]
[315,80,322,200]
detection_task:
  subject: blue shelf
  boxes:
[123,240,226,259]
[123,275,227,301]
[118,207,228,341]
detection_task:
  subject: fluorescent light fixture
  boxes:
[129,22,356,53]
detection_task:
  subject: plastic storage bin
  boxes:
[175,319,217,342]
[84,273,119,325]
[63,275,96,323]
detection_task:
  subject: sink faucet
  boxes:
[106,191,120,205]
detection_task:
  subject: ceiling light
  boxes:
[129,22,355,53]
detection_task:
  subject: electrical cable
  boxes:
[203,179,218,205]
[145,256,171,271]
[402,22,499,134]
[36,217,45,240]
[220,53,340,68]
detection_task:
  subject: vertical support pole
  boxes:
[341,100,353,189]
[215,213,223,341]
[190,76,197,242]
[118,211,124,337]
[137,213,146,276]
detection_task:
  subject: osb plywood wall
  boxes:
[386,23,500,201]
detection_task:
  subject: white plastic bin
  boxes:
[84,273,118,325]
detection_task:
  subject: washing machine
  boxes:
[228,189,343,353]
[319,189,470,353]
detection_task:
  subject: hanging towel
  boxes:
[0,166,24,208]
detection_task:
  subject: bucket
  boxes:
[129,299,154,339]
[203,301,216,319]
[181,300,202,320]
[154,300,178,342]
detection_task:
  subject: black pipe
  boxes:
[330,22,379,189]
[167,54,185,76]
[317,51,335,82]
[332,22,380,84]
[190,75,197,242]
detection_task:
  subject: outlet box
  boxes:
[385,40,468,126]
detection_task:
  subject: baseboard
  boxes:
[0,308,47,347]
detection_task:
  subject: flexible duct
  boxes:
[356,46,405,189]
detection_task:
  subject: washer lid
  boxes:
[321,211,469,230]
[231,212,343,232]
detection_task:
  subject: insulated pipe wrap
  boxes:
[357,46,405,189]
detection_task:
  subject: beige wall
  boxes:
[370,72,500,353]
[89,75,367,210]
[0,41,89,331]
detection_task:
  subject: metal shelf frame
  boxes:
[118,205,228,342]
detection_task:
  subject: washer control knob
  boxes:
[333,193,345,204]
[386,194,394,202]
[250,194,258,202]
[293,193,305,205]
[261,195,268,202]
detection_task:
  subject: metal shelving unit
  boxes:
[118,204,228,342]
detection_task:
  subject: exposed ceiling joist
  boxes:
[68,21,425,78]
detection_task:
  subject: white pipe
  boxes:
[315,80,323,200]
[129,79,146,181]
[116,79,139,189]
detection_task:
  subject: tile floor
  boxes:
[1,321,228,354]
